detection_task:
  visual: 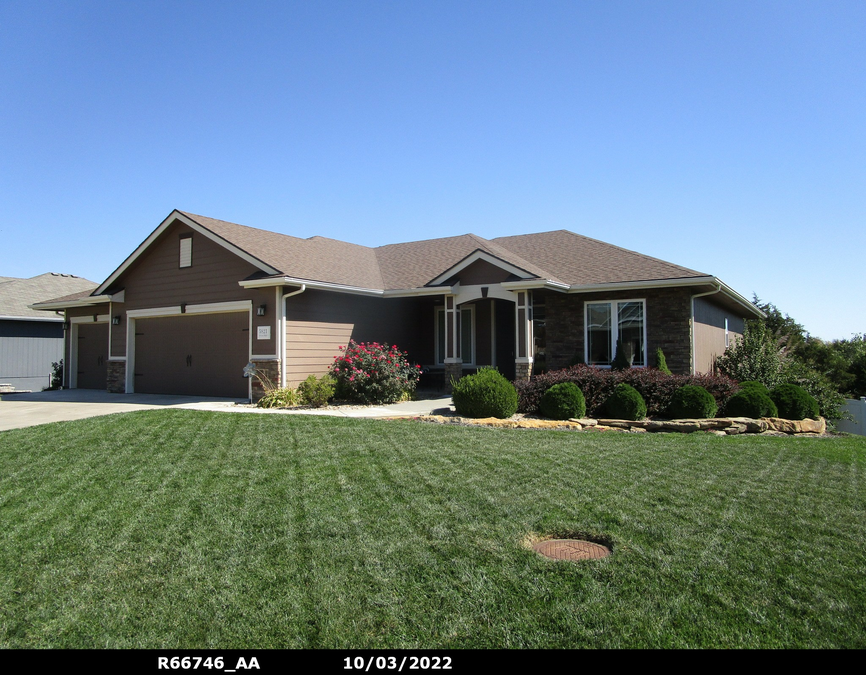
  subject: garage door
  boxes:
[76,323,108,389]
[133,312,249,398]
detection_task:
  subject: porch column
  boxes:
[514,291,533,381]
[443,294,463,387]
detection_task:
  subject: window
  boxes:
[436,306,474,365]
[179,236,192,268]
[585,299,646,367]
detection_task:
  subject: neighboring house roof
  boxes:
[0,273,97,320]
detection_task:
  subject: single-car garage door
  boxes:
[76,322,109,389]
[133,312,249,398]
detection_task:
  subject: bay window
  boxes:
[585,299,646,367]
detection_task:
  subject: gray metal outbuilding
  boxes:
[0,274,97,392]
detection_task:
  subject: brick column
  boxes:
[249,359,281,402]
[107,360,126,393]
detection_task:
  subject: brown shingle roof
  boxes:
[375,233,556,289]
[181,212,385,289]
[492,230,707,285]
[184,213,709,290]
[93,210,714,296]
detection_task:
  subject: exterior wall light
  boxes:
[257,304,267,316]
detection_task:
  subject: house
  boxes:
[32,209,762,400]
[1,273,97,392]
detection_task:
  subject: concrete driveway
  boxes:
[0,389,245,432]
[0,389,454,431]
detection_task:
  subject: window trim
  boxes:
[584,298,647,368]
[435,305,476,366]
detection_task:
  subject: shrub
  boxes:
[715,320,786,388]
[666,385,718,419]
[655,348,671,375]
[45,360,63,390]
[738,380,771,396]
[724,389,778,418]
[257,387,300,409]
[611,339,632,371]
[330,340,421,404]
[781,360,844,421]
[298,374,335,408]
[601,383,647,420]
[539,382,586,420]
[452,369,518,419]
[515,365,737,418]
[770,383,820,420]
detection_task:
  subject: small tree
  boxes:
[655,348,672,375]
[611,339,632,371]
[715,320,786,389]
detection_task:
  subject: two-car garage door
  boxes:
[133,312,250,398]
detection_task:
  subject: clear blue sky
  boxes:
[1,1,863,340]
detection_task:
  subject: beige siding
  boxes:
[283,290,425,387]
[693,297,745,374]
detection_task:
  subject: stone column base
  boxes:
[514,361,533,381]
[107,360,126,393]
[250,359,281,402]
[444,361,463,392]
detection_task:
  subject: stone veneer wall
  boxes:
[514,361,533,381]
[443,362,463,392]
[544,288,693,374]
[107,360,125,393]
[250,359,280,402]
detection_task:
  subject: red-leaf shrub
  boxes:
[330,340,421,404]
[515,365,738,418]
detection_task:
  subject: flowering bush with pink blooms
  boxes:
[330,340,421,404]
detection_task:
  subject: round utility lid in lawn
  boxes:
[533,539,611,561]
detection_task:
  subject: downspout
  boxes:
[690,282,722,374]
[280,285,306,387]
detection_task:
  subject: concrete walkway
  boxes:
[0,389,454,431]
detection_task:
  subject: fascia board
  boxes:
[500,280,570,292]
[383,286,455,298]
[239,276,384,297]
[562,277,717,293]
[0,314,64,322]
[29,295,112,310]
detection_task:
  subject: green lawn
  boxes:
[1,410,865,649]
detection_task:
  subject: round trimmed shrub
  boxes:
[724,389,778,418]
[602,383,647,421]
[539,382,586,420]
[738,380,771,396]
[452,369,518,419]
[666,385,718,419]
[771,383,820,420]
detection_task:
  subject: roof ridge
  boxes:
[180,211,308,244]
